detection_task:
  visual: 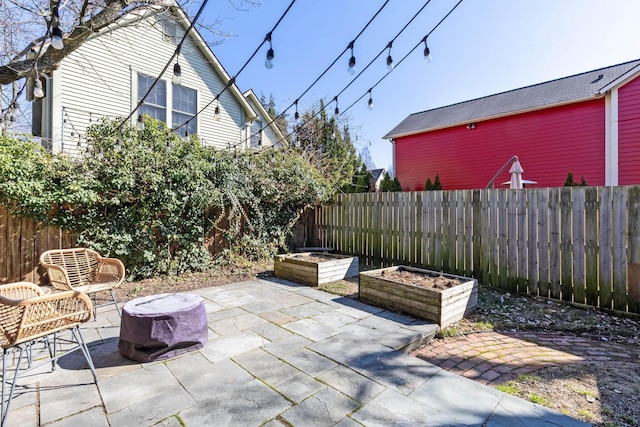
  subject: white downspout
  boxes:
[605,89,619,186]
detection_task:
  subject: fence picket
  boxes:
[537,188,550,297]
[560,188,573,301]
[573,189,586,304]
[599,187,613,309]
[528,190,539,295]
[517,190,528,294]
[457,191,465,273]
[612,187,627,311]
[498,190,508,289]
[585,187,599,307]
[548,188,561,299]
[627,187,640,313]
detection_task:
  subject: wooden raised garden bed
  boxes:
[359,266,478,328]
[274,252,359,287]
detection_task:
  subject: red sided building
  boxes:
[384,59,640,190]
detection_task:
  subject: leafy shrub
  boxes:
[0,117,331,279]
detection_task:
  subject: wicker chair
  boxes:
[0,282,97,426]
[40,248,125,318]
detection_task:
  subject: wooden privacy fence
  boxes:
[306,186,640,315]
[0,206,76,285]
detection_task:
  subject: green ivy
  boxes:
[0,117,331,279]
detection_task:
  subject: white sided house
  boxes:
[32,5,283,155]
[243,89,286,149]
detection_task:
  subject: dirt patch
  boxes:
[113,259,275,304]
[411,286,640,426]
[378,268,463,290]
[495,363,640,426]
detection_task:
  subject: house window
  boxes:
[172,84,197,136]
[138,74,166,122]
[250,120,262,148]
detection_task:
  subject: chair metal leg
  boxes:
[1,346,25,427]
[70,326,97,383]
[47,333,56,371]
[110,289,121,317]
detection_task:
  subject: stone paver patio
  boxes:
[4,278,588,426]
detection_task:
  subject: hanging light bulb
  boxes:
[50,26,64,50]
[333,97,339,117]
[294,99,300,122]
[137,114,145,131]
[172,46,182,85]
[264,32,274,69]
[423,37,432,63]
[367,89,374,110]
[115,138,122,152]
[33,77,45,99]
[173,62,182,85]
[386,42,394,72]
[347,41,356,75]
[214,101,220,121]
[166,139,171,152]
[97,147,104,160]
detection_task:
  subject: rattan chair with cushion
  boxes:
[40,248,125,318]
[0,282,97,426]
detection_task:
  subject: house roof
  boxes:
[369,168,385,183]
[384,58,640,139]
[243,89,287,145]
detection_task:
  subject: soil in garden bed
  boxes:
[286,253,341,263]
[379,269,465,290]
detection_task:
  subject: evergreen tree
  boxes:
[564,171,576,187]
[392,176,402,191]
[295,99,360,193]
[344,163,372,193]
[424,177,433,191]
[260,94,289,145]
[380,172,394,192]
[433,173,442,190]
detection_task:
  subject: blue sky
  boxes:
[207,0,640,171]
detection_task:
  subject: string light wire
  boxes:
[232,0,432,151]
[225,0,392,150]
[341,0,464,116]
[171,0,297,134]
[250,0,465,154]
[117,0,212,131]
